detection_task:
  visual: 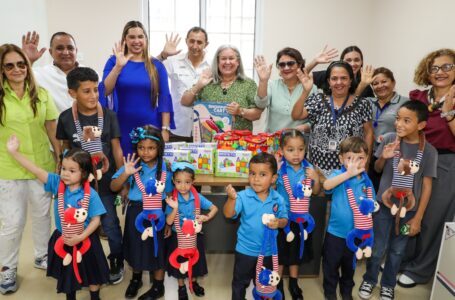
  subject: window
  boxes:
[146,0,260,76]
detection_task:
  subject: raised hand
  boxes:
[381,138,400,159]
[162,33,182,58]
[113,41,133,68]
[314,45,338,64]
[21,31,47,63]
[226,184,237,200]
[196,68,213,88]
[165,196,178,209]
[345,157,365,177]
[442,84,455,115]
[254,55,272,82]
[296,68,314,91]
[6,135,20,154]
[360,64,375,85]
[123,153,142,176]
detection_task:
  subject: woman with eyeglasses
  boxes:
[253,47,319,133]
[397,48,455,289]
[366,67,409,190]
[306,45,375,99]
[101,20,174,154]
[181,45,262,131]
[0,44,60,294]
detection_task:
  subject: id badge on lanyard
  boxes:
[328,95,349,152]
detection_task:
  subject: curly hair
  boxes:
[414,48,455,86]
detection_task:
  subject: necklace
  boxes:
[221,78,236,95]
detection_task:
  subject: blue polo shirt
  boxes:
[112,160,173,201]
[165,191,213,231]
[44,173,106,232]
[233,188,287,256]
[325,169,376,239]
[276,160,315,212]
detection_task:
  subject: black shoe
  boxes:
[138,284,165,300]
[192,281,205,297]
[178,285,189,300]
[289,284,304,300]
[125,279,143,299]
[108,258,124,285]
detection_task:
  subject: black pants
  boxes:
[322,232,355,298]
[232,251,273,300]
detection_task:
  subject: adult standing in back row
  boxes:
[101,20,174,154]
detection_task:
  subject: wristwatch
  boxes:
[162,126,170,131]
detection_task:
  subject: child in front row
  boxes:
[7,137,109,300]
[57,67,125,285]
[110,125,173,300]
[165,161,218,299]
[322,137,376,300]
[224,152,288,300]
[358,101,437,300]
[276,129,320,300]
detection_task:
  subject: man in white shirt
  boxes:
[22,31,78,113]
[158,27,210,142]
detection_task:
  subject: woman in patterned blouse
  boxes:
[291,60,374,178]
[181,45,262,131]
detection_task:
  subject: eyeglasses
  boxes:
[429,63,455,74]
[277,61,297,69]
[3,61,27,71]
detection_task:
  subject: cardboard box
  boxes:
[181,147,215,174]
[163,149,190,166]
[164,142,187,150]
[215,150,252,178]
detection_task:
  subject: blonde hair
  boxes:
[121,21,159,107]
[0,44,39,126]
[414,48,455,86]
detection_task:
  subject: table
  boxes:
[194,174,327,276]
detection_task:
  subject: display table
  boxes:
[194,174,327,276]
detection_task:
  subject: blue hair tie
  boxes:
[171,161,195,172]
[130,127,160,144]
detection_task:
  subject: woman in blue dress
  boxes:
[101,20,174,154]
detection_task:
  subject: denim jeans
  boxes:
[100,194,123,259]
[363,203,415,288]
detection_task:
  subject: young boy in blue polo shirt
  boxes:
[322,137,376,300]
[224,152,288,300]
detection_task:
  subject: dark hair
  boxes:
[0,44,39,126]
[279,129,305,148]
[50,32,76,48]
[62,148,93,183]
[341,46,363,65]
[373,67,395,82]
[249,152,278,175]
[186,26,208,43]
[172,161,196,181]
[121,21,159,108]
[399,100,429,123]
[339,136,368,155]
[133,125,165,181]
[276,47,305,70]
[67,67,99,90]
[323,61,356,95]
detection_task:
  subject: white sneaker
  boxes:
[380,286,394,300]
[397,273,417,288]
[34,254,48,270]
[0,267,17,294]
[358,280,374,299]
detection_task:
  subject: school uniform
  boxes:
[44,173,109,294]
[230,188,287,300]
[112,161,173,271]
[165,191,213,278]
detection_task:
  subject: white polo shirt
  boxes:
[33,64,75,113]
[163,52,210,137]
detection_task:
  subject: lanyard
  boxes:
[373,101,391,128]
[329,95,350,126]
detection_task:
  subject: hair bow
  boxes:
[171,161,195,172]
[129,127,160,144]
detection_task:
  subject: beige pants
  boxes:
[0,179,52,269]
